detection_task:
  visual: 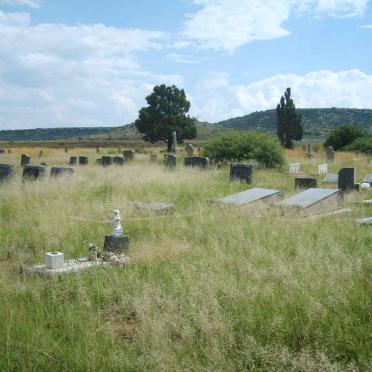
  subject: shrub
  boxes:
[343,136,372,153]
[324,125,365,150]
[203,130,284,168]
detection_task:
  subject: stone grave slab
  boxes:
[134,202,175,214]
[217,187,282,207]
[362,174,372,185]
[184,156,209,169]
[50,167,74,177]
[0,164,14,182]
[357,217,372,225]
[279,188,343,216]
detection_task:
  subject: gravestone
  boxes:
[0,149,5,154]
[0,164,14,182]
[102,156,113,167]
[79,156,89,165]
[64,146,69,153]
[149,153,158,163]
[171,131,178,153]
[185,143,194,157]
[22,165,46,181]
[289,163,301,174]
[230,164,253,183]
[38,150,44,158]
[295,177,317,189]
[338,168,355,191]
[218,187,282,207]
[45,252,64,269]
[323,173,338,184]
[21,154,30,166]
[134,202,175,215]
[50,167,74,177]
[103,210,129,254]
[184,156,209,169]
[279,188,343,216]
[96,147,101,153]
[123,150,135,161]
[318,164,328,175]
[69,156,78,165]
[306,143,314,158]
[362,174,372,186]
[326,146,335,162]
[164,153,176,167]
[113,156,124,166]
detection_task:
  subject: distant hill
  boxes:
[1,108,371,142]
[216,108,372,137]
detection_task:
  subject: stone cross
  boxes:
[318,163,328,175]
[289,163,301,174]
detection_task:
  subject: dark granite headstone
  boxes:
[102,156,113,167]
[113,156,124,166]
[50,167,74,177]
[230,163,253,183]
[295,177,317,189]
[184,156,209,169]
[21,154,30,166]
[103,235,129,254]
[338,168,355,191]
[22,165,46,181]
[123,150,135,161]
[69,156,78,165]
[0,164,14,182]
[79,156,89,165]
[164,153,176,167]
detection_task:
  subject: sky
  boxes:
[0,0,371,129]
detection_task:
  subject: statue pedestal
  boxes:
[103,235,129,254]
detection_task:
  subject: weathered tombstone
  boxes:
[38,150,44,158]
[217,188,282,207]
[338,168,355,191]
[102,156,113,167]
[69,156,78,165]
[103,210,129,254]
[289,163,301,174]
[0,164,14,182]
[306,143,314,158]
[149,153,158,163]
[295,177,317,189]
[50,167,74,177]
[123,150,135,161]
[323,173,338,184]
[230,163,253,183]
[279,188,343,216]
[362,174,372,186]
[185,143,194,157]
[113,156,124,166]
[318,164,328,175]
[184,156,209,169]
[79,156,89,165]
[22,165,46,181]
[171,131,178,153]
[326,146,335,162]
[21,154,30,166]
[164,153,176,167]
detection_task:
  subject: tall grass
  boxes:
[0,148,371,371]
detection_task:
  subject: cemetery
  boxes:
[0,144,371,370]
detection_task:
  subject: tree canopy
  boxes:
[135,84,197,150]
[276,88,303,149]
[324,124,366,151]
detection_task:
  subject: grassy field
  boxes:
[0,147,371,371]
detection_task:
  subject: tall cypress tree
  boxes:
[276,88,303,149]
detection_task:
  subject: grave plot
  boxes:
[217,187,282,207]
[279,188,343,216]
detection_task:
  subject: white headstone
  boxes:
[318,164,328,175]
[45,252,64,269]
[289,163,301,174]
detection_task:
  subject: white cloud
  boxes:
[182,0,369,51]
[166,53,209,64]
[191,69,372,122]
[362,24,372,28]
[0,0,42,8]
[0,11,183,129]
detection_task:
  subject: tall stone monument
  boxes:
[171,131,178,153]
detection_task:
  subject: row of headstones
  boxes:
[69,151,135,166]
[164,154,210,168]
[303,144,335,161]
[0,164,74,182]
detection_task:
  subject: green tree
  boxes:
[276,88,303,149]
[135,84,197,151]
[324,124,366,151]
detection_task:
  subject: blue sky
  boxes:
[0,0,371,129]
